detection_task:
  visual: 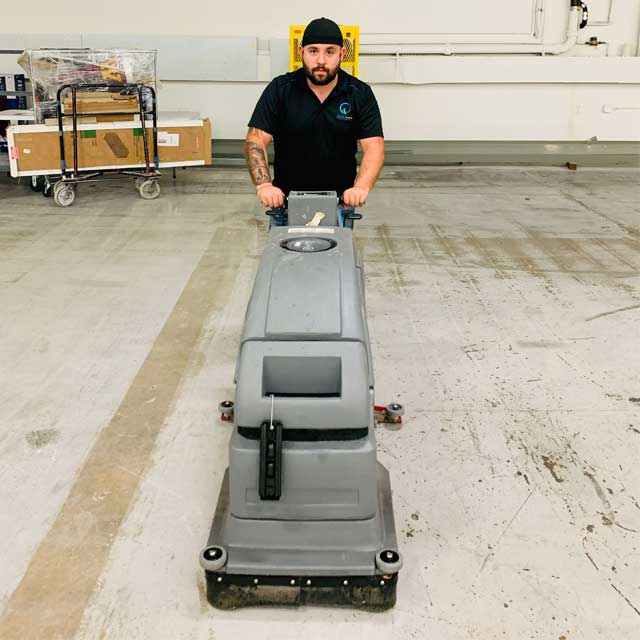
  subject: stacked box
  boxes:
[0,75,27,152]
[2,74,28,109]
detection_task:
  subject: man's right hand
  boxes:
[256,183,285,208]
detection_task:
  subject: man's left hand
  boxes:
[342,186,369,208]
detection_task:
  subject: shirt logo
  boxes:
[337,102,353,121]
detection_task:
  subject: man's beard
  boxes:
[303,62,339,86]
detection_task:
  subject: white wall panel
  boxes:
[157,81,640,141]
[359,57,640,85]
[0,0,560,38]
[372,84,640,141]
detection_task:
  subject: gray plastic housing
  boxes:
[239,226,370,343]
[209,464,399,576]
[235,341,370,430]
[230,226,378,520]
[229,429,377,520]
[287,190,339,226]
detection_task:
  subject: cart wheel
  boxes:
[53,182,75,207]
[42,178,53,198]
[134,177,146,190]
[375,549,403,574]
[30,176,44,193]
[138,179,160,200]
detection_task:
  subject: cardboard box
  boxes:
[43,115,137,126]
[7,118,212,176]
[61,91,140,114]
[44,117,99,126]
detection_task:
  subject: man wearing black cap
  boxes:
[244,17,384,213]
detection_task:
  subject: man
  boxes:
[244,17,384,213]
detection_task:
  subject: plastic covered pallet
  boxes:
[17,48,157,123]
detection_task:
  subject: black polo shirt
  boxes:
[248,68,383,197]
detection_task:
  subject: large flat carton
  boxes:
[7,118,212,176]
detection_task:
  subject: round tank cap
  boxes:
[281,237,337,253]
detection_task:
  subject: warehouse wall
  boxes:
[2,0,640,141]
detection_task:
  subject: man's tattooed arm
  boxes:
[244,127,272,186]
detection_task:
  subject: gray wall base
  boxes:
[211,140,640,168]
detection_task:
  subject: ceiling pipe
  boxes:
[360,6,581,56]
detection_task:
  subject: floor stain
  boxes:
[564,192,640,243]
[376,223,410,293]
[594,238,639,270]
[584,551,599,571]
[586,304,640,322]
[197,577,209,615]
[584,472,612,511]
[541,455,565,483]
[246,216,265,230]
[609,582,640,618]
[0,272,27,284]
[464,232,511,281]
[25,429,60,449]
[361,226,639,291]
[495,237,546,281]
[519,229,588,284]
[428,223,463,263]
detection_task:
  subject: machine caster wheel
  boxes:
[53,181,76,207]
[375,549,403,574]
[374,402,405,425]
[218,400,234,422]
[200,546,227,572]
[138,178,160,200]
[386,403,404,420]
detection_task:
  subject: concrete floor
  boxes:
[1,165,639,639]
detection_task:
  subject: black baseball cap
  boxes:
[301,17,344,47]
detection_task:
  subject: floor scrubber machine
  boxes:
[200,191,403,610]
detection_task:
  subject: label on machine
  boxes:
[288,227,335,234]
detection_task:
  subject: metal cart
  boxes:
[50,82,160,207]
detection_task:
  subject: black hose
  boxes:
[571,0,590,29]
